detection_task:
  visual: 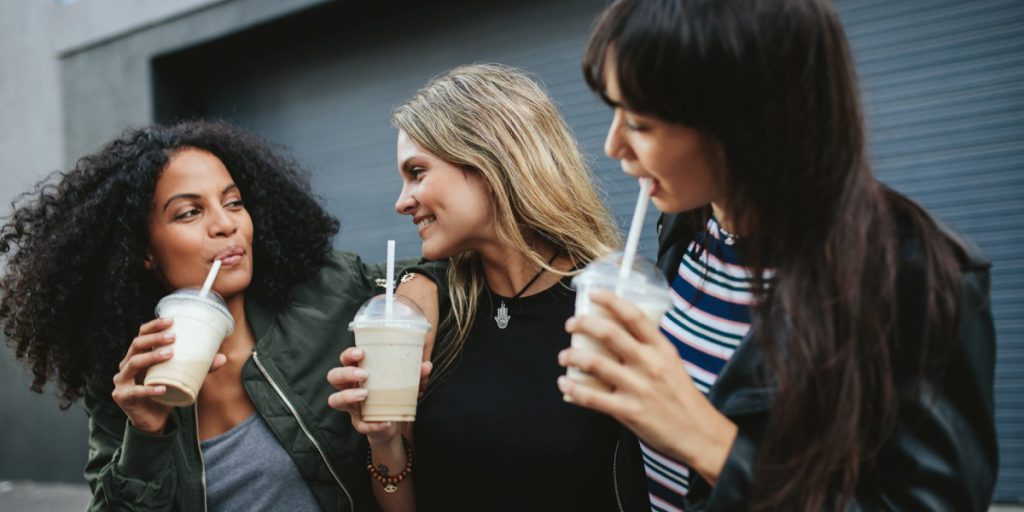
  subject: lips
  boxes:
[413,215,436,234]
[212,245,245,267]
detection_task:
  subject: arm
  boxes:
[690,269,999,511]
[327,270,440,512]
[82,381,179,512]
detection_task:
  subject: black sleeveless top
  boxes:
[413,276,621,511]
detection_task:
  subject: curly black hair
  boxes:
[0,120,340,408]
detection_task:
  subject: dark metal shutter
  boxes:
[836,0,1024,502]
[197,0,654,265]
[191,0,1023,502]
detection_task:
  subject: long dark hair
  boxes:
[584,0,962,509]
[0,120,339,408]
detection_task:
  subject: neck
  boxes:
[221,293,255,357]
[711,201,739,235]
[476,238,561,298]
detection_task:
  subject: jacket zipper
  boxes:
[613,439,624,512]
[252,351,355,511]
[193,405,208,512]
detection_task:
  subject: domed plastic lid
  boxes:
[348,294,431,332]
[155,288,235,334]
[572,252,671,302]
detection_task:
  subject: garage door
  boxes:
[155,0,1024,502]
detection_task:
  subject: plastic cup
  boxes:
[349,294,431,422]
[567,252,672,393]
[144,289,235,407]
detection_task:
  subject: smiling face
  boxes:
[145,148,255,299]
[602,54,723,214]
[394,130,494,260]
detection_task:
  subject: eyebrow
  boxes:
[162,183,239,212]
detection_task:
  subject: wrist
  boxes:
[691,412,737,486]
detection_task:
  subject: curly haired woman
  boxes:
[0,120,392,511]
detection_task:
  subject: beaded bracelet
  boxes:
[366,436,414,493]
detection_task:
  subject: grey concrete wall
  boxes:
[0,0,325,484]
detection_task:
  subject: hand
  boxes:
[557,289,737,484]
[111,317,228,435]
[326,346,433,446]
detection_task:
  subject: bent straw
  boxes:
[199,259,222,299]
[616,178,653,295]
[385,240,396,317]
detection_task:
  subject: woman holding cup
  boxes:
[0,121,390,511]
[326,64,646,510]
[557,0,998,510]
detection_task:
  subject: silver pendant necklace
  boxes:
[494,252,558,329]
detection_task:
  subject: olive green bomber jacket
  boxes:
[83,251,398,511]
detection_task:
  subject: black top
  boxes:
[413,277,621,511]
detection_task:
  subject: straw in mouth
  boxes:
[199,259,222,299]
[616,178,653,294]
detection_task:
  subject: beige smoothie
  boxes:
[566,252,671,394]
[349,294,430,422]
[145,289,234,407]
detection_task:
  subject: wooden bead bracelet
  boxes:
[366,436,413,493]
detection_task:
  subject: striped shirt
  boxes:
[642,217,762,511]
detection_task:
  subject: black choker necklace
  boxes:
[494,252,559,329]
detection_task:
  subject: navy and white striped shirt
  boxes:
[643,217,764,511]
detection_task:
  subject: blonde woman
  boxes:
[327,64,643,510]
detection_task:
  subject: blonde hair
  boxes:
[393,63,620,376]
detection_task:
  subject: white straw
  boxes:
[617,178,653,294]
[199,259,222,299]
[385,240,396,317]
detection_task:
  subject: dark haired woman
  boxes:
[557,0,998,510]
[0,121,387,511]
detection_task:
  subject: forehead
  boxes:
[601,53,623,103]
[156,149,233,196]
[396,130,441,164]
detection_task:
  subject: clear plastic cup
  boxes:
[145,289,235,407]
[567,252,672,393]
[348,294,431,422]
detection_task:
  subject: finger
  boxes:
[327,388,368,412]
[120,332,175,370]
[112,383,168,405]
[565,313,651,365]
[418,361,433,398]
[557,375,639,421]
[120,347,174,381]
[356,420,398,435]
[589,290,669,350]
[138,317,174,336]
[557,346,646,393]
[327,366,368,391]
[419,361,433,381]
[208,353,228,373]
[340,347,364,366]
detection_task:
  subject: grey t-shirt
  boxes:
[200,413,321,511]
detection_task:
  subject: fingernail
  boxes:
[352,349,363,357]
[424,361,433,371]
[557,376,569,389]
[153,385,166,394]
[163,332,175,340]
[354,388,368,398]
[163,317,173,324]
[159,348,172,357]
[353,368,368,379]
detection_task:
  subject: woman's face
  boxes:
[394,130,494,260]
[145,148,255,298]
[602,56,723,214]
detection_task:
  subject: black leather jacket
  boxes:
[613,209,998,511]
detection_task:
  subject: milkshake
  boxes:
[349,294,431,422]
[567,252,671,392]
[145,288,235,407]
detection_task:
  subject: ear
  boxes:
[142,251,157,271]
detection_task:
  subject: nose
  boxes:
[604,109,633,162]
[395,183,417,216]
[208,204,238,238]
